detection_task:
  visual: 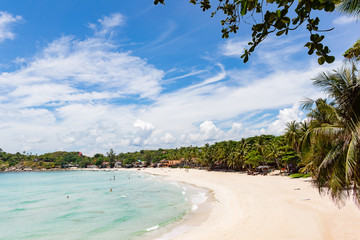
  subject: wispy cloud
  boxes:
[88,13,125,36]
[220,38,248,57]
[184,64,226,90]
[0,11,22,42]
[333,15,358,25]
[0,34,164,107]
[164,69,206,83]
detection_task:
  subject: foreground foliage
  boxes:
[290,63,360,206]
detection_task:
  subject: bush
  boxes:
[290,173,311,178]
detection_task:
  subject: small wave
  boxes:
[20,199,42,204]
[57,212,77,219]
[190,192,207,211]
[118,195,127,198]
[146,225,159,232]
[182,186,187,195]
[191,204,198,211]
[113,215,130,223]
[12,207,25,212]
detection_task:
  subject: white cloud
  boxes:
[0,11,22,42]
[220,38,248,57]
[266,102,303,135]
[89,13,125,36]
[0,12,341,155]
[185,64,226,90]
[134,119,155,131]
[161,133,176,144]
[133,119,155,145]
[333,15,358,25]
[0,35,164,108]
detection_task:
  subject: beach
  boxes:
[139,168,360,240]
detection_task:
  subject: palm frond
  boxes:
[337,0,360,18]
[301,97,315,110]
[345,135,358,182]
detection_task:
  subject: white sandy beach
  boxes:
[138,168,360,240]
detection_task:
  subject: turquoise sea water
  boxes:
[0,170,203,240]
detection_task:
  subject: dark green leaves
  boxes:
[276,29,286,36]
[318,56,325,65]
[153,0,165,5]
[306,34,334,65]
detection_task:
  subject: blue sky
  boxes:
[0,0,358,155]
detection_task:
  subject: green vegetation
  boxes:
[0,134,300,173]
[289,173,311,178]
[297,62,360,206]
[344,39,360,61]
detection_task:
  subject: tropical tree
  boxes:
[344,39,360,61]
[254,135,267,165]
[199,143,216,169]
[284,121,300,153]
[229,139,248,170]
[107,148,116,168]
[301,63,360,206]
[266,140,284,169]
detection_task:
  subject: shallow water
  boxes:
[0,170,201,240]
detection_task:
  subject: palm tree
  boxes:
[228,139,248,170]
[302,64,360,206]
[266,140,284,169]
[254,135,266,164]
[199,143,216,169]
[284,121,300,153]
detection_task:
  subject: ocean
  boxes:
[0,170,207,240]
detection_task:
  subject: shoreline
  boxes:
[133,168,214,240]
[4,168,360,239]
[136,168,360,240]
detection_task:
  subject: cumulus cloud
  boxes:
[266,102,303,135]
[161,133,176,144]
[0,11,22,42]
[132,119,155,145]
[179,121,244,146]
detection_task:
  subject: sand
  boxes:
[138,168,360,240]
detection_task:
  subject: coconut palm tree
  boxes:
[266,140,284,169]
[228,139,248,170]
[302,63,360,206]
[284,121,300,153]
[253,136,267,165]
